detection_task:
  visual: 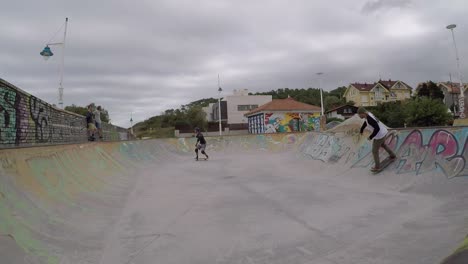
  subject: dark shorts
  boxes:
[197,144,206,151]
[95,122,102,129]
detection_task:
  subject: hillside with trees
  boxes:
[133,87,348,138]
[133,98,217,138]
[133,82,453,138]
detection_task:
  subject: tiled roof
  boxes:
[351,83,375,91]
[438,82,467,94]
[245,97,321,116]
[351,80,412,93]
[378,80,397,88]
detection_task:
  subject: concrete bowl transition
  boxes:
[1,122,467,263]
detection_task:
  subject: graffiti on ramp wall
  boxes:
[264,112,320,133]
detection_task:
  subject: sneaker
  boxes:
[371,166,380,172]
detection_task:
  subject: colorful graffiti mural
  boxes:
[264,112,320,133]
[301,127,468,178]
[0,79,129,147]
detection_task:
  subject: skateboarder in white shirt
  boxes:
[358,107,396,172]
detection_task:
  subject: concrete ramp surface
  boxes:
[1,126,468,263]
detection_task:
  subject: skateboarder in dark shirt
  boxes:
[194,127,209,161]
[86,105,96,141]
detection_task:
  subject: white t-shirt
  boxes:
[93,110,102,123]
[364,112,388,140]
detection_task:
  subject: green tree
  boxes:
[368,101,407,128]
[405,97,452,127]
[418,83,430,97]
[186,106,207,130]
[324,96,342,111]
[328,86,347,100]
[417,81,444,101]
[428,81,445,101]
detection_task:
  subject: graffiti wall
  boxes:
[300,127,468,178]
[264,112,320,133]
[0,78,129,148]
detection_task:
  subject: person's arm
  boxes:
[367,115,380,140]
[360,122,367,134]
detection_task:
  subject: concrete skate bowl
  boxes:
[0,126,467,263]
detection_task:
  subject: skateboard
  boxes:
[195,157,208,161]
[371,157,395,173]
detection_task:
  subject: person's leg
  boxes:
[200,144,208,159]
[195,148,199,160]
[372,138,383,169]
[87,123,94,141]
[381,140,396,159]
[97,123,103,139]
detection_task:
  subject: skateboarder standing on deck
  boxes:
[194,127,209,161]
[358,107,396,172]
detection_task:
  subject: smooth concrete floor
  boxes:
[98,152,468,264]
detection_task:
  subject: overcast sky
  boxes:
[1,0,467,127]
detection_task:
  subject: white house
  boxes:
[225,89,272,124]
[205,89,272,125]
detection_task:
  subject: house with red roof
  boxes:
[343,79,412,107]
[244,97,322,134]
[413,81,468,117]
[437,82,468,116]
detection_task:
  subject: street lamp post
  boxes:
[446,24,465,118]
[218,74,223,136]
[130,114,134,135]
[40,17,68,109]
[316,72,324,116]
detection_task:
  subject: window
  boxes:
[375,87,382,100]
[238,105,259,111]
[238,105,250,111]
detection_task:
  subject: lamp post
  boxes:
[40,18,68,109]
[316,72,324,116]
[446,24,465,118]
[130,114,134,135]
[218,74,223,136]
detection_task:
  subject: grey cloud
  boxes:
[2,0,468,128]
[362,0,412,14]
